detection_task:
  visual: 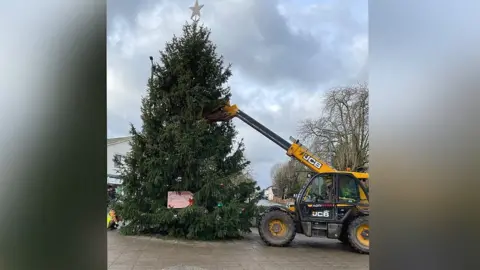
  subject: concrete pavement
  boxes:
[108,228,369,270]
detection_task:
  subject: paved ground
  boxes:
[108,228,369,270]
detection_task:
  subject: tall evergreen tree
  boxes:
[114,22,259,240]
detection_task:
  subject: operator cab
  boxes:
[295,173,369,238]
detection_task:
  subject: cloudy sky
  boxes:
[107,0,368,188]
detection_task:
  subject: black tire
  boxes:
[347,216,370,254]
[258,210,296,247]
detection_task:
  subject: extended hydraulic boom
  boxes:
[204,101,369,180]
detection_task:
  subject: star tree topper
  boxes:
[189,0,204,22]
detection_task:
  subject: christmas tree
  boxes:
[114,22,260,240]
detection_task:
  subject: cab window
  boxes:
[302,174,334,203]
[338,175,361,202]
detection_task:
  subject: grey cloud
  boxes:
[107,110,133,137]
[231,95,312,187]
[357,63,368,83]
[107,0,365,90]
[235,122,290,187]
[210,0,345,90]
[107,0,149,23]
[107,0,368,187]
[108,56,151,97]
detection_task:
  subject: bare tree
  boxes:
[270,163,283,184]
[299,83,369,171]
[271,162,288,198]
[271,159,310,199]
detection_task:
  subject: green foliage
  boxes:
[113,22,259,240]
[255,206,269,217]
[250,205,278,228]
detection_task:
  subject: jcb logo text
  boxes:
[312,210,330,217]
[303,154,322,169]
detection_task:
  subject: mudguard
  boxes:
[261,205,296,220]
[265,205,291,213]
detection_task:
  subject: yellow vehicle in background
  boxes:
[204,101,370,254]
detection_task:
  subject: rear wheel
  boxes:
[258,210,296,247]
[347,216,369,254]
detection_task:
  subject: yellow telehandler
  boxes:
[204,101,370,254]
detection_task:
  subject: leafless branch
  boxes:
[297,83,369,171]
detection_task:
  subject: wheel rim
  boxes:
[356,224,369,247]
[268,219,287,237]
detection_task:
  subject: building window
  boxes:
[113,154,123,168]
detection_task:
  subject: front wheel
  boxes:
[347,216,370,254]
[258,210,296,247]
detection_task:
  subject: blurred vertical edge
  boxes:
[370,0,480,270]
[0,1,107,270]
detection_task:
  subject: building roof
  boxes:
[256,199,283,207]
[107,136,132,146]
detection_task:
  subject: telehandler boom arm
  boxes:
[204,101,369,179]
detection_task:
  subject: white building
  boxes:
[107,136,132,185]
[264,186,279,201]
